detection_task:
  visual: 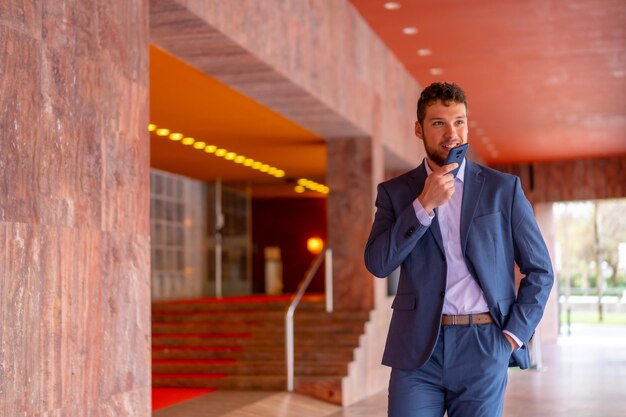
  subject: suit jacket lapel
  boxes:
[409,162,445,255]
[460,159,484,253]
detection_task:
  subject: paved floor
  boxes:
[154,324,626,417]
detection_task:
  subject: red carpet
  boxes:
[152,332,251,338]
[158,293,324,304]
[152,346,243,352]
[153,373,227,379]
[152,387,216,410]
[153,358,237,365]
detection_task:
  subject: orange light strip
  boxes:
[149,123,285,179]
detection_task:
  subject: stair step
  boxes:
[153,372,227,378]
[152,322,364,334]
[153,374,287,390]
[152,296,325,313]
[153,359,238,365]
[296,376,343,405]
[152,334,360,348]
[152,332,251,338]
[152,361,348,376]
[152,310,370,323]
[152,346,354,362]
[150,295,369,404]
[152,346,244,351]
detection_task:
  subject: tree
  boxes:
[554,198,626,291]
[597,200,626,287]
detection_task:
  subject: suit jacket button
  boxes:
[440,291,445,298]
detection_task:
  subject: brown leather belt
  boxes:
[441,313,493,326]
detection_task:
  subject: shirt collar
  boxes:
[424,157,466,183]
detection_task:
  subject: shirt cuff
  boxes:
[503,330,523,350]
[413,198,434,226]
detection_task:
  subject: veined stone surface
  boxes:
[0,0,151,416]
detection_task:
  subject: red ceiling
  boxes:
[150,1,626,196]
[349,0,626,164]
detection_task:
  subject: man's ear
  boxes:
[415,121,423,140]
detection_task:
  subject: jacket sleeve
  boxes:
[364,182,429,278]
[503,177,554,345]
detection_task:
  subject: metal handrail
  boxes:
[285,248,333,391]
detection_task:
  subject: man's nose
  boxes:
[444,123,457,138]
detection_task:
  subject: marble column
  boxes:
[534,203,560,344]
[0,1,150,416]
[327,137,376,310]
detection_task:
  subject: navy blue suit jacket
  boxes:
[364,159,553,370]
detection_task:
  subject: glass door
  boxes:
[205,180,252,297]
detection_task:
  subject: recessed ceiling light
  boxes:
[294,178,328,195]
[169,132,183,140]
[469,121,479,128]
[480,136,490,144]
[416,48,432,56]
[613,70,625,78]
[403,27,418,35]
[147,124,288,180]
[384,2,401,10]
[476,128,485,135]
[429,68,443,75]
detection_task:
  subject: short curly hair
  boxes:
[416,82,468,125]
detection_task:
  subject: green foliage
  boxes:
[555,199,626,291]
[560,310,626,325]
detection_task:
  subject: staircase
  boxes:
[151,295,370,404]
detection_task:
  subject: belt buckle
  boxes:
[452,315,457,325]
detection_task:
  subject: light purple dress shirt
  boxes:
[412,158,522,347]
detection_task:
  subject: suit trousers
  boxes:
[388,323,511,417]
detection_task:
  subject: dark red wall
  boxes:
[252,198,327,294]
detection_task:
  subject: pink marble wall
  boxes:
[533,203,560,344]
[0,1,151,416]
[494,155,626,203]
[327,138,375,310]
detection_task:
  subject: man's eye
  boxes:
[433,121,443,126]
[455,120,465,126]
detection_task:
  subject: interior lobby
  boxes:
[2,1,625,416]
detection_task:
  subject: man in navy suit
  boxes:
[364,82,553,417]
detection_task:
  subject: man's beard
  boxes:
[422,132,466,168]
[424,138,447,167]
